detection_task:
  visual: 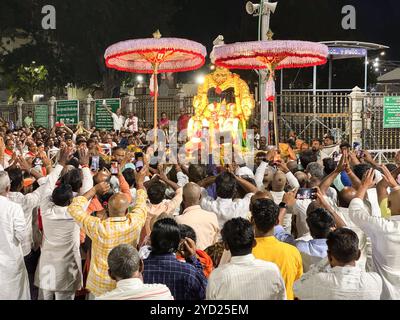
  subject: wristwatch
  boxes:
[279,202,288,209]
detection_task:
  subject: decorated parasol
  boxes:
[213,39,328,146]
[104,31,207,141]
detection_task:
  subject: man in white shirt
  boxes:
[7,156,66,257]
[206,217,286,300]
[293,228,382,300]
[97,244,173,300]
[176,183,219,250]
[124,113,139,133]
[262,162,300,232]
[200,171,258,230]
[349,168,400,300]
[105,106,125,133]
[0,171,30,300]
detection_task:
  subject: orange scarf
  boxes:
[176,249,214,278]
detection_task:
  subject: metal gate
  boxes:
[278,91,351,143]
[362,93,400,151]
[0,104,17,124]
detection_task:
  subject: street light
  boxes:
[196,75,205,84]
[380,51,386,56]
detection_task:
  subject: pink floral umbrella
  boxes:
[213,40,329,146]
[105,33,207,138]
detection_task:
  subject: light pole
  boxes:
[246,1,278,145]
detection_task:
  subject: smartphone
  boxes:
[296,188,318,200]
[91,156,100,171]
[110,161,119,175]
[353,142,361,150]
[356,150,365,159]
[33,165,43,174]
[32,157,43,170]
[178,240,185,254]
[135,160,144,172]
[332,151,341,162]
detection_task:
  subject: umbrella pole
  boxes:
[273,97,279,148]
[153,68,158,145]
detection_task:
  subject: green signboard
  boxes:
[56,100,79,125]
[95,98,121,129]
[34,104,49,128]
[383,96,400,129]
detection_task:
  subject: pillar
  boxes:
[17,98,24,127]
[85,94,94,129]
[49,96,56,128]
[349,86,366,147]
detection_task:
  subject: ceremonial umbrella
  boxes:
[105,32,207,141]
[213,40,329,146]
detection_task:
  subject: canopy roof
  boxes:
[320,40,389,60]
[378,68,400,83]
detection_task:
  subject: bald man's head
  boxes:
[263,167,274,185]
[272,171,287,192]
[183,182,201,207]
[308,176,321,188]
[295,171,308,188]
[338,187,357,208]
[388,189,400,215]
[108,193,130,217]
[251,191,272,203]
[287,161,299,174]
[94,170,111,185]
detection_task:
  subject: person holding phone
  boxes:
[143,218,207,300]
[67,165,148,299]
[293,228,382,300]
[349,168,400,300]
[275,189,346,272]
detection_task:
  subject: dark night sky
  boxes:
[167,0,400,88]
[4,1,400,90]
[172,0,400,58]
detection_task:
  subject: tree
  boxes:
[1,0,180,98]
[6,62,48,101]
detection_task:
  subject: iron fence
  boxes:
[362,93,400,150]
[278,91,351,143]
[0,104,17,123]
[135,96,182,128]
[1,91,399,156]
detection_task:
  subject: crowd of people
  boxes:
[1,107,400,301]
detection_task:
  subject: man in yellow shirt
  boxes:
[67,167,148,298]
[251,198,303,300]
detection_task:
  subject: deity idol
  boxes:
[186,67,255,154]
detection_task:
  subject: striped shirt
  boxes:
[67,189,147,297]
[143,253,207,300]
[206,254,286,300]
